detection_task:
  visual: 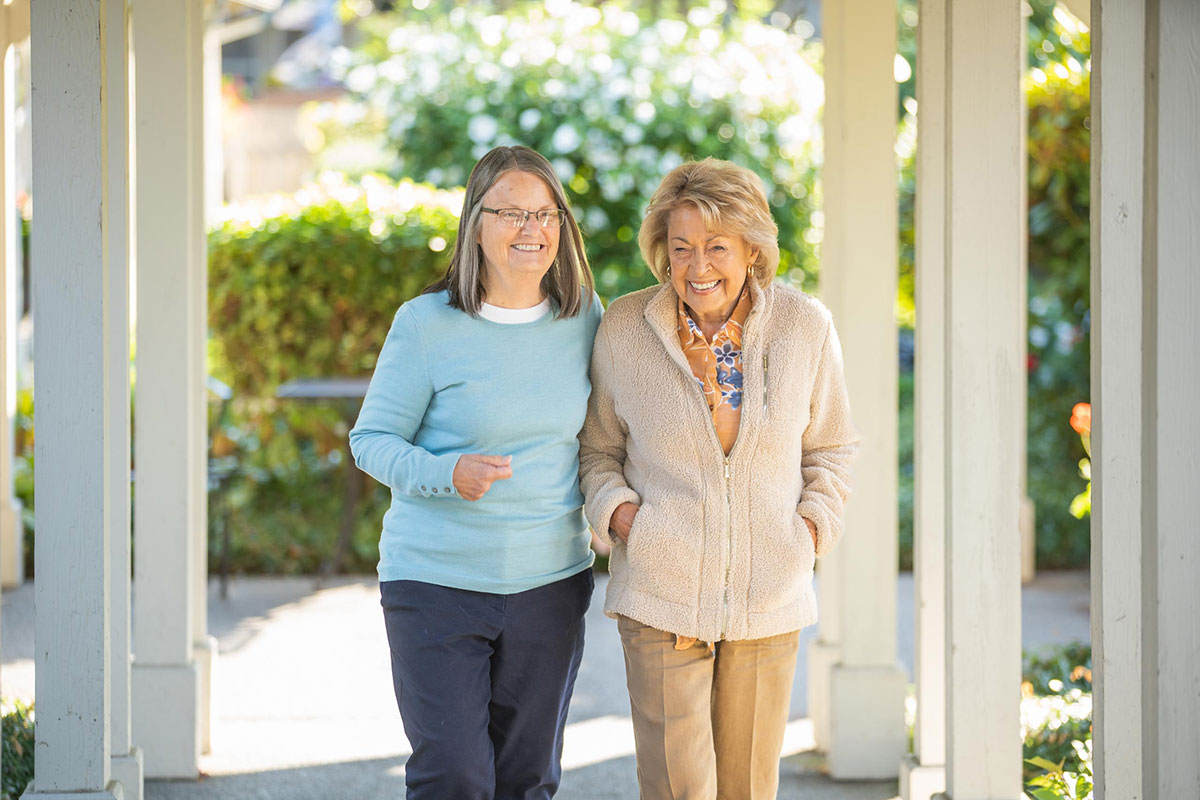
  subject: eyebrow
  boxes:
[490,202,559,211]
[671,235,727,243]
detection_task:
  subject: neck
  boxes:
[482,270,547,309]
[688,284,747,340]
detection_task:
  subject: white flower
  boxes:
[519,108,542,131]
[552,123,581,153]
[552,158,576,184]
[468,115,499,144]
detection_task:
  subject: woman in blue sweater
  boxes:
[349,146,601,799]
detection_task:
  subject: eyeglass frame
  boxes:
[480,206,568,228]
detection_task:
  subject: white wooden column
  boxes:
[938,1,1024,798]
[816,0,907,779]
[1091,1,1200,796]
[1017,5,1035,586]
[26,1,124,797]
[105,0,143,798]
[1090,1,1144,793]
[901,0,947,797]
[0,0,26,592]
[131,0,202,779]
[188,0,217,758]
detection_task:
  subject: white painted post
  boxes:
[1090,1,1145,794]
[818,0,908,779]
[1144,4,1200,790]
[189,0,217,757]
[26,0,123,796]
[1092,1,1200,796]
[901,1,947,797]
[131,0,201,780]
[938,1,1024,798]
[1018,2,1036,586]
[204,23,224,221]
[0,4,24,592]
[104,1,143,798]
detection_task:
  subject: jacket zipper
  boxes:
[657,303,764,642]
[721,455,732,639]
[762,350,769,414]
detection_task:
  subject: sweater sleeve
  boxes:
[578,320,641,546]
[348,306,461,498]
[796,315,861,557]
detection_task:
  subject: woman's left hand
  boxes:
[803,517,817,550]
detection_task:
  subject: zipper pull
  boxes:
[762,351,769,412]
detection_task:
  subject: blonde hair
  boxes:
[425,146,594,318]
[638,158,780,288]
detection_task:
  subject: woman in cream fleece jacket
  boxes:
[579,158,859,799]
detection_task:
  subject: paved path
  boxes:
[2,571,1090,799]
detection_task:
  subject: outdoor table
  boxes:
[275,377,372,582]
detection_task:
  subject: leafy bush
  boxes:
[1023,641,1092,695]
[12,387,33,578]
[1027,739,1093,800]
[1025,27,1091,568]
[320,1,823,300]
[1022,642,1092,784]
[207,175,463,574]
[2,699,35,800]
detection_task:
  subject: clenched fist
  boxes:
[452,454,513,501]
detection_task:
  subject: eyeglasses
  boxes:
[481,207,567,228]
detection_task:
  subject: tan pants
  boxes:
[617,615,801,800]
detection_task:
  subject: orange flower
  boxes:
[1070,402,1091,435]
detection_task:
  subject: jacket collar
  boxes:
[644,277,773,367]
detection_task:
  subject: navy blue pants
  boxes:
[380,568,593,800]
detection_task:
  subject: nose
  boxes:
[689,253,714,275]
[520,214,542,235]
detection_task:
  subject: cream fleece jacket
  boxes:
[579,279,860,641]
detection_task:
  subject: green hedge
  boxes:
[1024,43,1092,568]
[207,176,463,574]
[2,699,35,800]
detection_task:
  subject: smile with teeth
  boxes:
[689,279,721,292]
[512,243,544,251]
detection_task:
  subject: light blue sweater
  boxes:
[349,290,603,593]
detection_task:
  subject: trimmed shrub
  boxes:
[206,175,463,574]
[2,699,35,800]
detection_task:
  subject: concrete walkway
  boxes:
[1,571,1090,799]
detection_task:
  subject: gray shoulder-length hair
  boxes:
[424,146,595,318]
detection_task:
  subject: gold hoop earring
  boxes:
[665,264,672,278]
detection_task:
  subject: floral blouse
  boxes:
[677,287,752,456]
[673,288,752,652]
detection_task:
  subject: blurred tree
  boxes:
[319,1,824,299]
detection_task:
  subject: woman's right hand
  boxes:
[609,502,640,543]
[452,454,513,501]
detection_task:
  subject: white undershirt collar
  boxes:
[478,297,551,324]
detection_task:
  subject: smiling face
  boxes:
[667,204,758,324]
[477,170,561,299]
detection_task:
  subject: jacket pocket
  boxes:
[747,511,816,614]
[623,501,701,604]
